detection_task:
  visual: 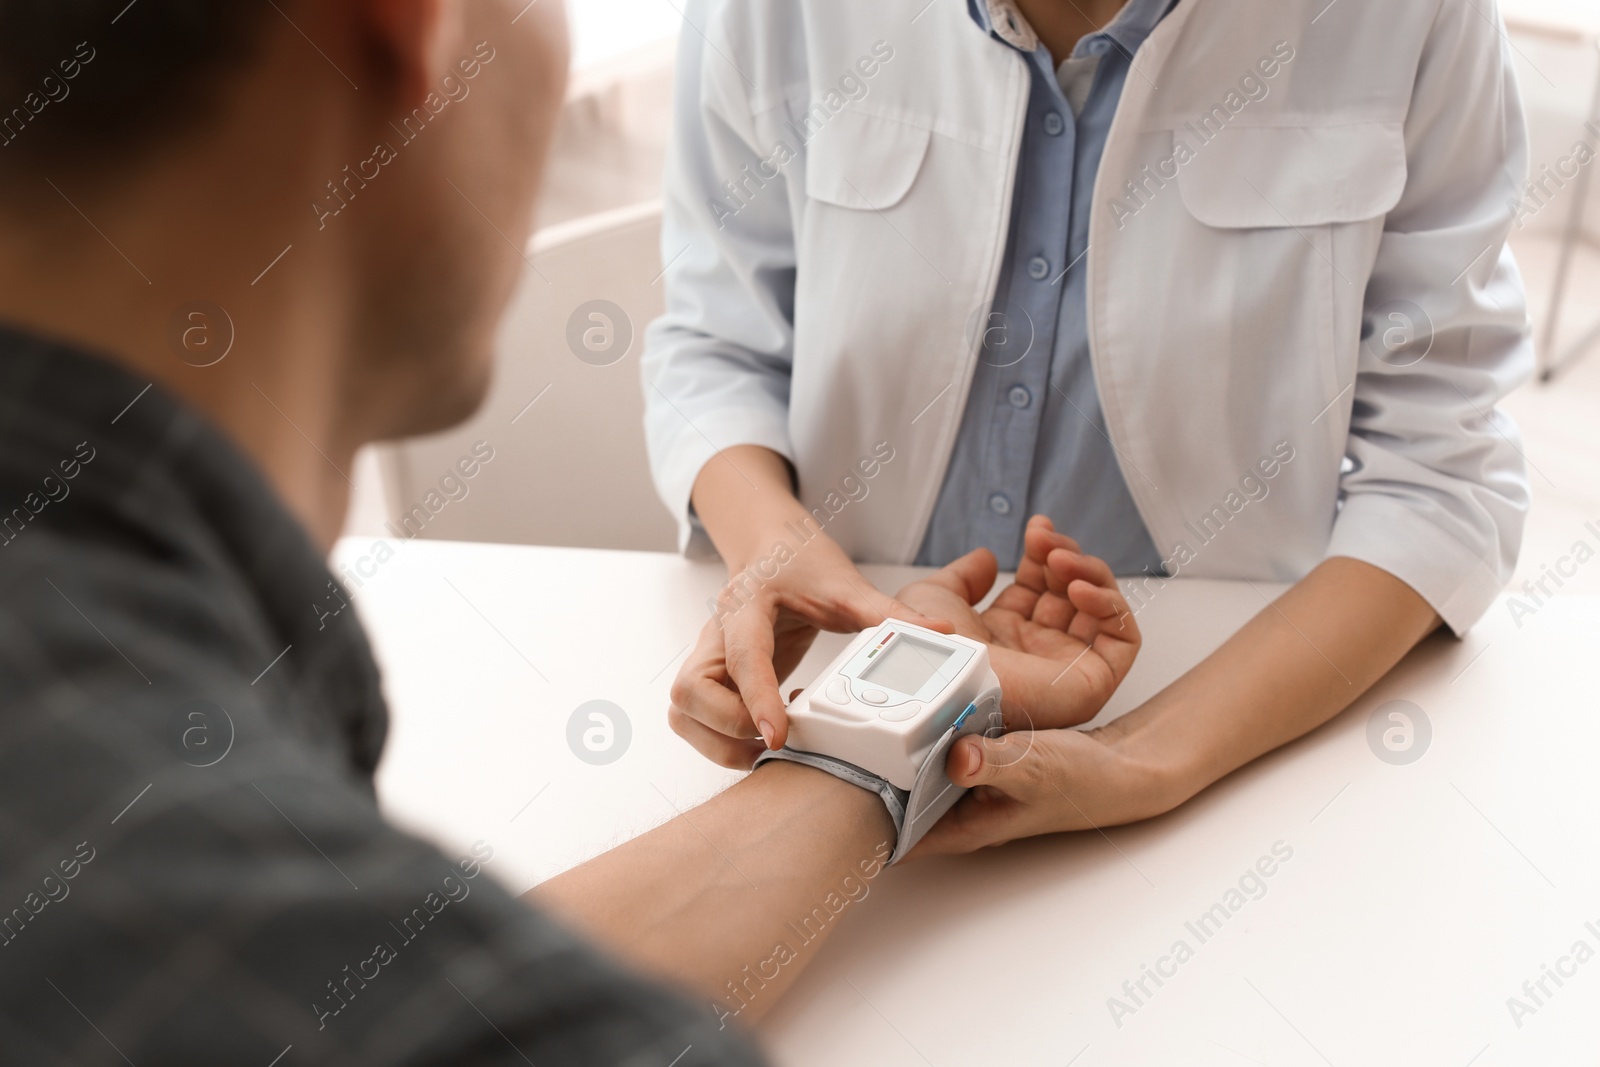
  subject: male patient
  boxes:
[0,1,1136,1063]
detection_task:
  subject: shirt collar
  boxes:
[968,0,1176,59]
[969,0,1039,52]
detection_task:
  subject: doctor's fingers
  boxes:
[668,705,767,770]
[669,620,762,739]
[718,604,791,750]
[669,667,762,742]
[795,579,956,637]
[951,727,1164,831]
[911,734,1077,856]
[905,788,1033,857]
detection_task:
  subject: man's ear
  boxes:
[359,0,459,108]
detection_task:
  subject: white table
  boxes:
[334,537,1600,1066]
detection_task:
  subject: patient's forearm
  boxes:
[530,761,894,1022]
[1123,556,1441,803]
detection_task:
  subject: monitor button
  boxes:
[861,689,889,705]
[879,701,921,722]
[825,677,851,705]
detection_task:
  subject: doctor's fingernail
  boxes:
[757,719,775,748]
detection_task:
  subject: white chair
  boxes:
[372,200,678,553]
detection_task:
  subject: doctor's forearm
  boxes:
[691,444,807,570]
[529,761,894,1020]
[1119,557,1440,803]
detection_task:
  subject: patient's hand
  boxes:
[894,530,1140,732]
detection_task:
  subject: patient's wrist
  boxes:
[754,758,896,835]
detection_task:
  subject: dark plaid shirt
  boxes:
[0,328,761,1067]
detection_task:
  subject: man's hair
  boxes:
[0,0,273,163]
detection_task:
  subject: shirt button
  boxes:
[1090,39,1110,56]
[1043,111,1064,136]
[988,493,1013,516]
[1027,256,1050,280]
[1007,385,1032,409]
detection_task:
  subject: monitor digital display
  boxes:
[861,636,953,695]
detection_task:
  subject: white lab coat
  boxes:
[643,0,1532,634]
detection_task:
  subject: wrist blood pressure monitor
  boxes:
[755,620,1003,863]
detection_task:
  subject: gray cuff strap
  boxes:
[754,693,1003,865]
[755,748,909,844]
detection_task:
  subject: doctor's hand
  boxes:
[668,529,952,767]
[907,712,1177,857]
[892,541,1141,733]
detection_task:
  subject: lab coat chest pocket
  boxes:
[803,108,933,212]
[1174,122,1406,228]
[1167,122,1406,394]
[791,107,939,416]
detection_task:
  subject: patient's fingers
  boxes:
[997,516,1089,628]
[987,576,1041,619]
[1024,515,1079,555]
[1016,519,1053,593]
[1069,578,1136,629]
[1026,585,1078,632]
[1048,551,1140,649]
[987,646,1114,731]
[1016,517,1081,595]
[910,547,998,606]
[1073,584,1141,682]
[1044,546,1117,594]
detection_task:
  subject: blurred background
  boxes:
[343,0,1600,599]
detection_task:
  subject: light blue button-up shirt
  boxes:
[917,0,1173,575]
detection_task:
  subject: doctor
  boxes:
[645,0,1532,851]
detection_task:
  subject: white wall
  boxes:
[1507,27,1600,243]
